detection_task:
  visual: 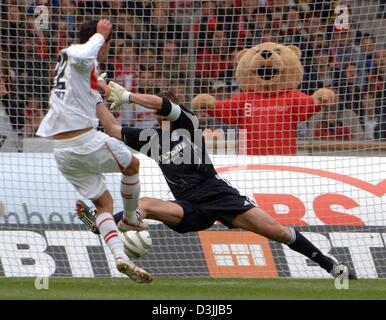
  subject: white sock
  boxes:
[120,174,140,224]
[95,212,125,260]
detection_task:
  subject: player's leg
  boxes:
[231,207,345,276]
[55,137,152,283]
[91,189,152,283]
[101,134,146,231]
[91,189,123,258]
[118,156,148,231]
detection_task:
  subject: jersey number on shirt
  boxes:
[53,52,68,91]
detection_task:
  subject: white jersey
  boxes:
[37,33,105,137]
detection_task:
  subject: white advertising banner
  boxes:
[0,153,385,227]
[0,153,385,279]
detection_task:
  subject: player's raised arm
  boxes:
[70,19,112,64]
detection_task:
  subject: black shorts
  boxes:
[165,182,256,233]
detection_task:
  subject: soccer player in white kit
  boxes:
[36,19,152,283]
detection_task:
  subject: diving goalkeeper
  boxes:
[79,80,348,278]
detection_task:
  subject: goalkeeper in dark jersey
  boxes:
[78,80,348,278]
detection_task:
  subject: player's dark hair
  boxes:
[78,19,112,44]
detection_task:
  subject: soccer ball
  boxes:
[122,230,152,259]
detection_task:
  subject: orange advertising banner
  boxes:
[198,231,278,278]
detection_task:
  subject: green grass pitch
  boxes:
[0,278,385,300]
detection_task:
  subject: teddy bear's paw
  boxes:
[192,94,216,110]
[312,88,336,106]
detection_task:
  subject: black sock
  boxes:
[287,229,334,273]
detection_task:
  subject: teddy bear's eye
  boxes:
[274,48,281,53]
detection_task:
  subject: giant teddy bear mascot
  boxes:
[192,42,336,155]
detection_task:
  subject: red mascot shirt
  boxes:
[210,90,321,155]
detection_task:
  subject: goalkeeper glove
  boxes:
[107,81,132,109]
[98,72,107,82]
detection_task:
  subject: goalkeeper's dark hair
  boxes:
[157,91,195,115]
[78,19,112,44]
[157,91,179,105]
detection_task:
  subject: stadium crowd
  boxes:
[0,0,386,153]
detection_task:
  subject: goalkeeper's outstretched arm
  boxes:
[130,94,163,111]
[108,80,198,132]
[108,81,163,111]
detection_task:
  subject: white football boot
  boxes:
[116,257,153,284]
[118,210,148,232]
[330,262,349,278]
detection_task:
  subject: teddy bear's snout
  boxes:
[260,50,273,60]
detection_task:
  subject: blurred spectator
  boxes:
[196,1,218,49]
[373,50,386,112]
[260,29,281,43]
[196,25,230,79]
[143,7,186,44]
[228,0,261,49]
[210,80,231,101]
[1,4,26,63]
[177,52,190,78]
[168,79,189,105]
[217,0,239,26]
[359,33,377,73]
[23,96,43,136]
[365,69,386,106]
[0,58,25,152]
[159,40,181,79]
[377,0,386,19]
[59,0,77,40]
[127,0,153,23]
[330,27,367,86]
[139,48,157,72]
[117,14,145,41]
[113,42,139,93]
[138,70,163,95]
[173,0,200,33]
[243,6,269,47]
[307,93,364,141]
[302,12,324,41]
[335,62,362,114]
[374,50,386,76]
[106,0,129,15]
[0,0,385,154]
[302,49,335,94]
[56,17,70,52]
[223,48,241,91]
[280,5,306,50]
[360,91,384,140]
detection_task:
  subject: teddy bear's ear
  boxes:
[287,45,301,58]
[236,49,249,62]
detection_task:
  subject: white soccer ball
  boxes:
[122,230,152,259]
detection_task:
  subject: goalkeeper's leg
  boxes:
[231,207,351,278]
[76,197,183,233]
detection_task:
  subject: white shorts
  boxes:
[53,129,132,201]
